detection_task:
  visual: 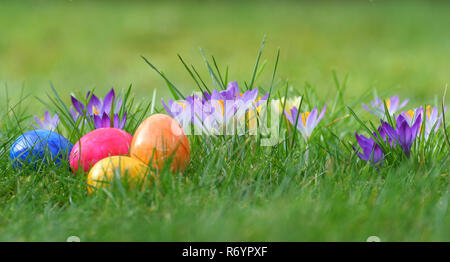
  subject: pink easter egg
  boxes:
[69,128,133,173]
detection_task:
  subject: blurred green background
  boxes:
[0,0,449,109]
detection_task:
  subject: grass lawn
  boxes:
[0,0,449,241]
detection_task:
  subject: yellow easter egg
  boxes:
[87,156,151,194]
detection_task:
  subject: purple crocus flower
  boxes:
[86,88,122,116]
[162,94,218,134]
[363,95,408,118]
[382,114,422,157]
[162,81,268,135]
[93,112,127,129]
[162,94,209,132]
[71,88,122,118]
[70,88,127,129]
[32,111,59,131]
[354,125,392,165]
[211,81,240,100]
[284,104,327,141]
[212,88,259,120]
[400,108,422,127]
[354,132,384,164]
[207,84,268,134]
[208,81,269,107]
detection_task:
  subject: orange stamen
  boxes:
[213,100,225,116]
[301,112,310,126]
[93,106,100,115]
[426,106,431,119]
[176,102,186,110]
[405,110,414,120]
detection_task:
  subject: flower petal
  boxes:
[396,114,407,131]
[411,113,422,138]
[162,99,173,116]
[372,144,384,163]
[316,104,327,125]
[284,110,293,126]
[87,94,101,115]
[226,81,240,99]
[93,114,102,129]
[102,88,115,114]
[101,112,111,128]
[306,108,318,132]
[389,95,399,112]
[382,121,398,142]
[33,115,43,129]
[398,98,409,111]
[114,114,120,128]
[71,96,85,115]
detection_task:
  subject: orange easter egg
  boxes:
[130,114,190,173]
[87,156,151,194]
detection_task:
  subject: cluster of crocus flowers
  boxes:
[32,111,60,131]
[355,95,446,165]
[354,113,421,164]
[284,105,327,142]
[162,81,268,135]
[70,88,127,129]
[363,95,408,118]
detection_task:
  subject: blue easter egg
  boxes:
[10,129,73,169]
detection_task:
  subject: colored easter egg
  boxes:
[10,129,73,169]
[69,128,132,173]
[130,114,190,173]
[87,156,151,193]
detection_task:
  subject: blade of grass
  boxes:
[141,56,185,100]
[199,48,225,90]
[248,36,266,91]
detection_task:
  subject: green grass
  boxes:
[0,92,448,241]
[0,0,449,241]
